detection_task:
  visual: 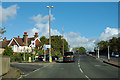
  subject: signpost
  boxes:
[44,44,52,62]
[31,41,35,62]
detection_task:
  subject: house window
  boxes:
[14,45,17,52]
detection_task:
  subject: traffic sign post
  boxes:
[31,41,35,62]
[43,44,46,62]
[44,44,52,62]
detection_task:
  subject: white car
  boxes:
[111,52,119,57]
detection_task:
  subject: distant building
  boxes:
[0,32,43,54]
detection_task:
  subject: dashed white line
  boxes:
[79,68,83,73]
[85,75,91,80]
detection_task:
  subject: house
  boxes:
[0,32,43,54]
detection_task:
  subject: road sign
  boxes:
[31,41,35,48]
[44,44,51,49]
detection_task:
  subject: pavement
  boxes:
[2,67,20,80]
[87,54,120,68]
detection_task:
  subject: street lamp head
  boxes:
[51,6,54,8]
[46,6,49,8]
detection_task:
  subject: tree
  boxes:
[40,35,69,55]
[117,37,120,53]
[3,46,13,56]
[109,37,118,52]
[40,36,47,44]
[0,27,6,40]
[79,47,86,53]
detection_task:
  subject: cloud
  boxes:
[65,27,119,51]
[31,14,55,24]
[96,27,119,43]
[0,5,19,23]
[28,14,119,51]
[64,32,95,51]
[28,14,60,38]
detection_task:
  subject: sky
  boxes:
[0,2,119,51]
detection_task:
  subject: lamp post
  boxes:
[24,47,25,61]
[97,45,100,58]
[62,26,64,56]
[46,6,54,62]
[108,41,110,61]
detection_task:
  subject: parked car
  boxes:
[63,52,75,62]
[38,54,58,61]
[38,55,45,61]
[52,55,59,60]
[111,52,119,57]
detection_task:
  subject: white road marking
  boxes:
[79,68,83,73]
[85,75,91,80]
[17,64,51,80]
[78,64,80,67]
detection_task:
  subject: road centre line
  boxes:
[79,68,83,73]
[85,75,91,80]
[78,56,90,80]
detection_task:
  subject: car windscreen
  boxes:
[114,52,119,55]
[64,52,73,56]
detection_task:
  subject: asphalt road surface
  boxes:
[16,54,119,80]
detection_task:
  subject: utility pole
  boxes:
[46,6,54,62]
[62,26,64,56]
[108,41,110,61]
[97,46,100,58]
[24,47,25,61]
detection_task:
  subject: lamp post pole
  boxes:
[62,26,64,56]
[97,45,100,58]
[46,6,54,62]
[108,41,110,61]
[24,47,25,61]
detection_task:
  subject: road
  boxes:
[13,54,119,80]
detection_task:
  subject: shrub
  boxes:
[3,46,13,56]
[10,53,23,62]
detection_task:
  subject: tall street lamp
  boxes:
[97,45,100,58]
[108,40,110,61]
[46,6,54,62]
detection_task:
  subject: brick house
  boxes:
[0,32,43,54]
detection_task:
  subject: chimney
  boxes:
[34,33,38,38]
[18,36,20,38]
[23,32,28,46]
[3,37,7,41]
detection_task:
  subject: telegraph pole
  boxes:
[46,6,54,62]
[62,26,64,56]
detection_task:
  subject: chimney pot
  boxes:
[35,33,38,35]
[23,32,28,46]
[3,37,7,41]
[24,32,27,35]
[34,32,38,38]
[18,36,20,38]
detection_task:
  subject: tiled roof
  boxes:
[13,37,25,46]
[28,37,35,45]
[0,40,11,48]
